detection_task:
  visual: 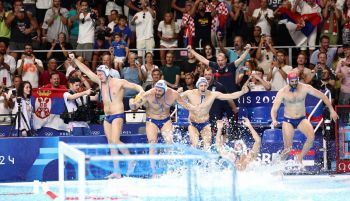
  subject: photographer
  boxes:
[0,83,12,124]
[73,0,97,62]
[12,81,33,137]
[62,77,96,136]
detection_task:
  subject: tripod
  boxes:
[10,97,32,137]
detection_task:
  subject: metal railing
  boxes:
[307,89,331,170]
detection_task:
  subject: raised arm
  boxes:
[187,46,210,66]
[306,84,338,122]
[216,85,249,100]
[129,90,150,110]
[234,44,251,67]
[69,53,99,83]
[242,117,261,161]
[271,89,283,126]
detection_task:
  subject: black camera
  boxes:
[16,97,22,104]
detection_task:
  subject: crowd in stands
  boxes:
[0,0,350,127]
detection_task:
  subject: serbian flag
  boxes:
[32,88,68,131]
[277,7,321,46]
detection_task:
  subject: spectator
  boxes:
[181,1,195,47]
[0,1,10,43]
[246,67,271,91]
[107,9,119,32]
[68,0,80,49]
[5,0,38,59]
[63,77,93,136]
[248,25,262,58]
[189,44,251,93]
[0,83,12,124]
[23,0,36,16]
[206,0,228,46]
[311,66,336,92]
[122,52,143,97]
[111,32,129,72]
[12,81,33,136]
[158,11,180,65]
[131,1,155,61]
[236,59,258,87]
[91,33,110,71]
[112,15,132,47]
[202,43,216,62]
[73,0,96,62]
[6,75,22,98]
[267,49,292,91]
[218,35,251,69]
[42,0,69,44]
[171,0,187,26]
[193,61,205,80]
[190,0,213,48]
[341,0,350,45]
[102,53,120,79]
[309,36,338,69]
[320,0,341,45]
[229,0,249,42]
[256,35,277,75]
[39,58,67,87]
[47,32,73,64]
[335,44,350,104]
[41,71,67,89]
[144,68,162,91]
[0,41,16,88]
[16,43,44,88]
[160,52,180,89]
[294,52,313,84]
[126,0,142,45]
[36,0,52,26]
[180,51,197,85]
[141,52,158,89]
[178,72,195,92]
[105,0,123,18]
[292,0,321,53]
[252,0,274,36]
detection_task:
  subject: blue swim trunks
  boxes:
[283,116,306,129]
[146,117,171,130]
[104,113,125,124]
[190,121,210,132]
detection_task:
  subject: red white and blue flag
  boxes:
[32,88,68,131]
[277,7,321,46]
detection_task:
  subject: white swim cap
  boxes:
[154,80,167,91]
[96,65,110,77]
[233,139,248,155]
[196,77,208,89]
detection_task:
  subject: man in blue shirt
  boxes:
[218,35,251,69]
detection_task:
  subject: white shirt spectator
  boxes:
[252,8,274,35]
[270,65,293,91]
[0,92,11,124]
[158,21,180,47]
[294,1,322,14]
[134,11,154,41]
[17,58,43,88]
[0,54,16,87]
[77,13,95,44]
[105,1,123,15]
[141,64,158,82]
[42,7,69,43]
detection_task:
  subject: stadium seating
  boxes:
[248,106,272,125]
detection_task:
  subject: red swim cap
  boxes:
[287,71,299,81]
